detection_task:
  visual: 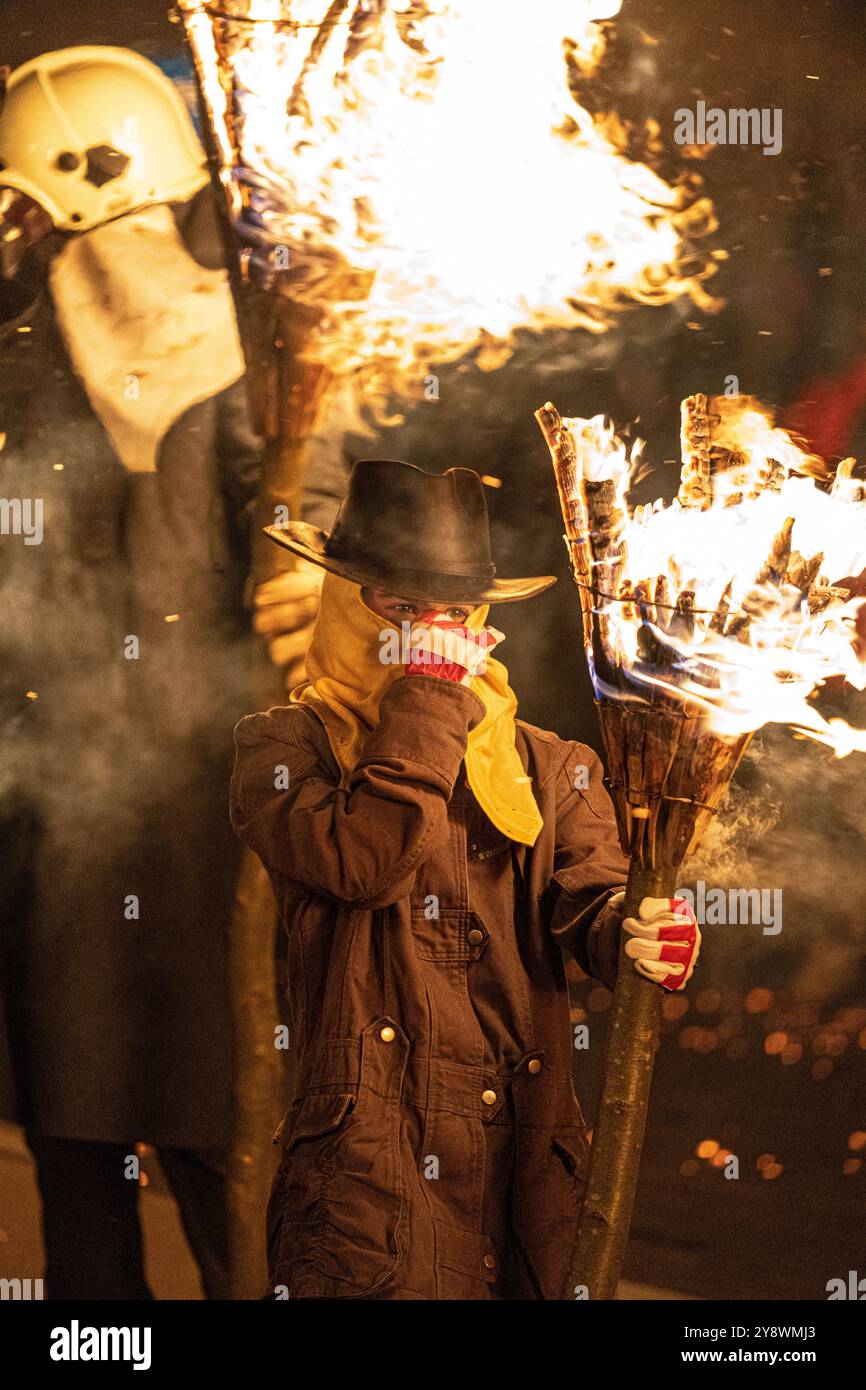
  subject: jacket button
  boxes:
[379,1026,396,1043]
[483,1254,497,1270]
[481,1089,497,1106]
[467,928,484,945]
[528,1058,542,1075]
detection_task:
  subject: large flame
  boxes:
[553,396,866,756]
[179,0,720,409]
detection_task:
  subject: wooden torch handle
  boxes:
[562,858,679,1300]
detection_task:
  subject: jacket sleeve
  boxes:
[180,184,265,543]
[544,743,630,992]
[230,676,485,909]
[215,375,265,542]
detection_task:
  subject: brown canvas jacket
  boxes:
[230,674,630,1300]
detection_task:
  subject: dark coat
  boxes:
[229,676,629,1299]
[0,198,283,1147]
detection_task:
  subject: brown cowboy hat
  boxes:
[264,458,557,606]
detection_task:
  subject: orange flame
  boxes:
[178,0,720,413]
[553,395,866,756]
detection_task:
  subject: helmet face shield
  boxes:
[0,46,209,231]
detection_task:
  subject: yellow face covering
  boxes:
[289,570,543,846]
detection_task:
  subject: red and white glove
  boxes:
[615,893,701,991]
[404,611,504,687]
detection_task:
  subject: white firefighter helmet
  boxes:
[0,46,210,232]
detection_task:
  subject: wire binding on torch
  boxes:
[568,575,742,620]
[605,779,721,814]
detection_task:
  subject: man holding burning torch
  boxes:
[230,458,701,1299]
[0,46,340,1299]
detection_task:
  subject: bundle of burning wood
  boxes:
[537,397,751,871]
[675,393,850,624]
[536,393,863,869]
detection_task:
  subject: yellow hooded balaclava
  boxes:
[290,570,543,846]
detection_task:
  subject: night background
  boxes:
[1,0,865,1301]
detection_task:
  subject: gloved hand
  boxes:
[612,893,701,992]
[252,558,324,691]
[404,611,504,687]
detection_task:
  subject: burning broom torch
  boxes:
[537,392,866,1298]
[174,0,723,1296]
[176,0,722,488]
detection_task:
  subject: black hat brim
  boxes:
[264,523,557,605]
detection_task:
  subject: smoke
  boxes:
[679,712,866,1001]
[0,398,279,905]
[683,744,782,888]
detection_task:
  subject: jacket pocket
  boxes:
[512,1122,590,1300]
[551,1128,590,1187]
[267,1092,356,1289]
[277,1091,355,1149]
[268,1020,409,1299]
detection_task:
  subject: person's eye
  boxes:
[447,608,469,620]
[393,603,417,614]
